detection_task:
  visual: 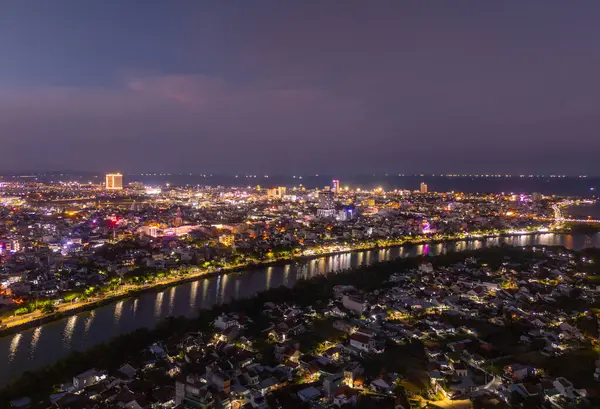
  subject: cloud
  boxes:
[125,74,364,118]
[0,75,370,172]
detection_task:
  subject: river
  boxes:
[1,233,599,387]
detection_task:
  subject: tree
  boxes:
[41,302,57,315]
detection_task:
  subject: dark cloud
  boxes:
[0,1,599,174]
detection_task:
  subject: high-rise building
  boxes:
[420,182,428,194]
[173,207,183,227]
[105,173,124,190]
[332,179,340,194]
[276,186,287,198]
[318,190,335,209]
[267,186,287,199]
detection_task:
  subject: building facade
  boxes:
[105,173,124,190]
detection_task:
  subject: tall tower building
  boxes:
[318,190,335,209]
[105,173,124,190]
[332,179,340,194]
[276,186,287,198]
[173,207,183,227]
[420,182,428,194]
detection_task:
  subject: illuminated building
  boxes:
[139,224,201,237]
[267,186,287,199]
[0,240,20,253]
[332,179,340,194]
[420,182,428,194]
[317,208,336,218]
[145,187,162,195]
[218,234,235,247]
[128,181,144,190]
[105,173,124,190]
[318,190,335,209]
[140,226,159,237]
[173,207,183,227]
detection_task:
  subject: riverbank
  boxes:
[0,227,560,338]
[2,233,598,393]
[0,245,576,406]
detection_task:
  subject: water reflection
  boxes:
[565,235,573,249]
[201,279,209,309]
[29,327,42,357]
[114,301,124,326]
[266,267,273,290]
[190,281,199,309]
[8,333,22,362]
[168,287,176,315]
[63,316,78,348]
[214,276,222,306]
[83,311,95,336]
[318,258,326,275]
[0,233,598,388]
[220,274,228,305]
[154,292,164,318]
[284,264,291,286]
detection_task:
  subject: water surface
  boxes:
[1,233,598,387]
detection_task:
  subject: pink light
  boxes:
[422,221,431,234]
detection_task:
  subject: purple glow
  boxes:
[422,221,432,234]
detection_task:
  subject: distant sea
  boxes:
[566,202,600,219]
[1,173,598,197]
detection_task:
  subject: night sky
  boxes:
[1,2,600,175]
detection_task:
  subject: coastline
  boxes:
[0,228,560,339]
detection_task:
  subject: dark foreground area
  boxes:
[1,245,599,408]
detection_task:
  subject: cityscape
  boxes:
[2,2,600,409]
[0,173,599,409]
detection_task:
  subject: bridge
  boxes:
[552,204,600,223]
[555,218,600,223]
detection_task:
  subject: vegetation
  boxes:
[0,246,574,406]
[3,225,557,323]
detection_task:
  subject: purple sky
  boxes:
[1,1,600,175]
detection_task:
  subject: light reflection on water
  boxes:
[0,233,598,388]
[8,333,22,363]
[83,311,95,336]
[266,267,273,291]
[63,316,78,348]
[214,276,222,306]
[154,292,164,318]
[29,327,42,358]
[283,264,290,285]
[219,274,228,305]
[168,287,176,315]
[189,281,199,309]
[114,301,124,326]
[201,279,209,309]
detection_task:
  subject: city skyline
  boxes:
[2,2,600,175]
